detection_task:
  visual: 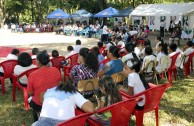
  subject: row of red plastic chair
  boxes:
[56,83,171,126]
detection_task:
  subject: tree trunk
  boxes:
[0,0,5,28]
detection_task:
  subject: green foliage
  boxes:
[2,0,194,24]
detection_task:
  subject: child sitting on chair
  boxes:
[120,58,150,110]
[90,76,122,126]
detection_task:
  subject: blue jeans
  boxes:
[33,117,64,126]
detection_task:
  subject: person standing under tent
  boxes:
[160,19,166,37]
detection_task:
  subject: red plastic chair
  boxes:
[99,47,105,54]
[120,83,171,126]
[56,113,92,126]
[50,56,65,71]
[168,52,180,83]
[87,98,140,126]
[0,60,18,94]
[184,52,194,78]
[137,40,145,46]
[98,58,110,67]
[12,67,38,110]
[63,53,78,82]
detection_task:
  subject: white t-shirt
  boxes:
[0,54,18,73]
[14,64,36,84]
[102,25,108,34]
[40,87,88,120]
[65,51,77,59]
[134,47,141,57]
[31,55,37,59]
[128,72,146,106]
[122,53,134,63]
[73,45,83,53]
[7,54,18,60]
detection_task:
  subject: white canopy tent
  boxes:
[130,2,194,33]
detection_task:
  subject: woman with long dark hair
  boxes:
[70,48,98,85]
[121,58,150,110]
[90,76,122,125]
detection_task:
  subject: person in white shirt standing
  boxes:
[160,19,166,37]
[73,39,83,53]
[101,22,108,43]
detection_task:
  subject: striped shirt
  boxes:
[70,64,97,86]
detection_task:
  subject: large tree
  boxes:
[0,0,5,27]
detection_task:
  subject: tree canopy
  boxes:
[0,0,194,26]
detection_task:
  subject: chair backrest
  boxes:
[99,47,105,54]
[0,60,18,78]
[169,52,180,69]
[69,53,78,66]
[143,60,156,73]
[184,52,194,65]
[98,58,110,67]
[160,56,170,70]
[111,72,126,84]
[50,56,65,70]
[77,78,98,92]
[96,98,140,126]
[17,67,39,79]
[56,113,91,126]
[133,83,170,113]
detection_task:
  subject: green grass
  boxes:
[0,77,194,126]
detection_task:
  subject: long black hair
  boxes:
[125,43,139,60]
[159,42,168,55]
[91,46,100,58]
[124,58,150,90]
[18,52,32,67]
[79,48,98,72]
[98,76,122,106]
[56,80,76,94]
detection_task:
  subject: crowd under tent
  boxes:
[71,9,93,25]
[129,2,194,38]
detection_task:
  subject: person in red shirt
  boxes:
[27,50,62,122]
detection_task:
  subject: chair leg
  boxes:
[12,83,16,101]
[24,89,29,110]
[173,68,177,80]
[1,79,5,94]
[135,110,144,126]
[155,106,159,126]
[168,70,172,83]
[164,72,168,81]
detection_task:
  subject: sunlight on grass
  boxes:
[0,77,194,125]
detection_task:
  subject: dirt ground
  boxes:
[0,29,189,60]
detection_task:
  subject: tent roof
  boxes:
[72,9,93,17]
[47,9,70,19]
[94,7,119,18]
[130,2,194,17]
[113,7,133,17]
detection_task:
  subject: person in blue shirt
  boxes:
[98,45,123,77]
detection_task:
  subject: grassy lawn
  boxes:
[0,76,194,126]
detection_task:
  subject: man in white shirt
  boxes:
[168,43,180,68]
[160,19,166,37]
[65,46,77,59]
[73,39,83,53]
[101,23,108,43]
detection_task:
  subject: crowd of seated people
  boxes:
[1,33,194,126]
